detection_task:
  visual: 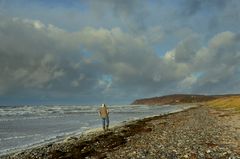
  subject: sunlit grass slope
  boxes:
[206,96,240,112]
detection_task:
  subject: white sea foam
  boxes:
[0,105,98,117]
[0,134,41,141]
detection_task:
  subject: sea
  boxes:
[0,104,195,156]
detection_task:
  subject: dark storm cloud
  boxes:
[0,15,191,103]
[0,16,103,99]
[0,0,240,104]
[173,35,202,63]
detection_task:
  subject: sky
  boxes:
[0,0,240,105]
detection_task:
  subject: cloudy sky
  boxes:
[0,0,240,105]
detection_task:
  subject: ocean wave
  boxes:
[0,105,150,117]
[0,115,63,122]
[0,105,98,117]
[0,134,41,141]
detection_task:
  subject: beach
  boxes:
[2,104,240,159]
[0,104,190,155]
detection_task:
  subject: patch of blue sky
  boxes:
[152,39,179,58]
[42,0,89,11]
[3,0,87,10]
[193,72,204,78]
[0,0,88,26]
[102,75,113,83]
[81,49,92,58]
[153,45,168,57]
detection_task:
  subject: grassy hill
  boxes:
[132,94,240,107]
[132,94,215,105]
[206,96,240,112]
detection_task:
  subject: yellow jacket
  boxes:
[99,106,109,118]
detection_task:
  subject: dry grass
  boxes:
[206,96,240,112]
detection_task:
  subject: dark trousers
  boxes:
[102,116,109,129]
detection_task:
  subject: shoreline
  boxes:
[0,105,197,158]
[0,104,195,157]
[2,104,239,158]
[0,104,197,158]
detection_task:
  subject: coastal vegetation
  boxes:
[206,96,240,112]
[132,94,240,106]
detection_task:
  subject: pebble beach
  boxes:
[2,105,240,159]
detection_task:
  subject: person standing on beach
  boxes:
[99,103,109,131]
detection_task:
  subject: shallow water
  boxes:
[0,104,195,155]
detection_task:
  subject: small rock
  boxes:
[183,154,189,158]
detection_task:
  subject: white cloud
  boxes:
[191,31,240,93]
[209,31,235,48]
[23,19,45,30]
[178,75,197,89]
[164,49,175,61]
[160,30,240,94]
[13,68,28,80]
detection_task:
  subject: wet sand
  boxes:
[2,105,240,159]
